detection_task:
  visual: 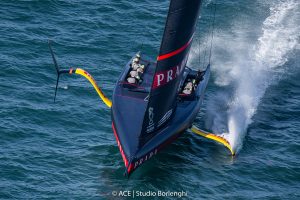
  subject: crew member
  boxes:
[127,53,144,84]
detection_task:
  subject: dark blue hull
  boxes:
[111,55,210,175]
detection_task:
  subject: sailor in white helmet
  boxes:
[129,70,138,77]
[136,53,141,59]
[132,63,139,70]
[127,71,140,84]
[128,53,143,83]
[132,71,141,82]
[132,53,141,69]
[127,77,136,84]
[127,69,142,84]
[132,57,139,64]
[132,59,140,71]
[137,64,145,73]
[132,53,140,64]
[182,81,193,95]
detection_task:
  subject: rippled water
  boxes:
[1,0,299,199]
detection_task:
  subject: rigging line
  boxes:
[139,29,146,53]
[209,3,217,65]
[202,4,213,69]
[198,36,201,68]
[140,42,144,53]
[195,16,201,68]
[202,37,208,69]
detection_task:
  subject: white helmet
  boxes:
[132,63,139,70]
[182,88,192,95]
[127,77,136,84]
[137,68,143,73]
[130,70,138,77]
[186,82,193,87]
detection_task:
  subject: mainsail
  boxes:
[140,0,202,144]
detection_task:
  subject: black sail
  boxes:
[140,0,202,145]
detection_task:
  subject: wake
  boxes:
[191,0,299,153]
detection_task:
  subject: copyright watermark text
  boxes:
[111,190,187,198]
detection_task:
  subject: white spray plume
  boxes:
[189,0,299,153]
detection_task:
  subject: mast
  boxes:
[140,0,202,145]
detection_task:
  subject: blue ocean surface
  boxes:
[0,0,299,199]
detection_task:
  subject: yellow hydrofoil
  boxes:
[191,125,235,155]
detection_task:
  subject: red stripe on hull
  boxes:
[112,122,132,172]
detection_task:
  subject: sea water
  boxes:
[0,0,299,199]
